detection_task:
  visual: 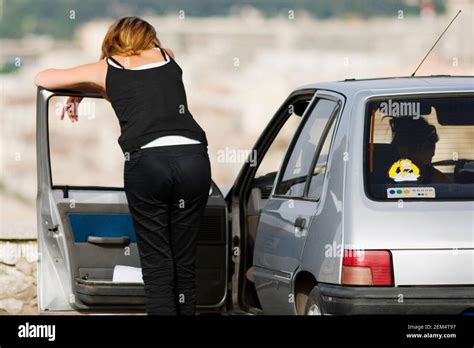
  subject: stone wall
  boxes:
[0,241,38,314]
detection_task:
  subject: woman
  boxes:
[34,16,212,315]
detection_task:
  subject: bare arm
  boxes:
[34,60,107,95]
[34,60,109,122]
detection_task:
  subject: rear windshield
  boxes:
[365,95,474,200]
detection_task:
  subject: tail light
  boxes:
[342,249,394,286]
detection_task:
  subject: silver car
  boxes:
[36,76,474,315]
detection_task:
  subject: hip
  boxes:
[124,143,211,181]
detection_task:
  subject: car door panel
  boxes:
[231,89,317,313]
[253,92,343,314]
[253,199,316,314]
[36,88,228,313]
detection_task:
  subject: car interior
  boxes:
[368,96,474,199]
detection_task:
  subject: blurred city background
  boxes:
[0,0,473,313]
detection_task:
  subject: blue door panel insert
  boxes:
[68,213,137,243]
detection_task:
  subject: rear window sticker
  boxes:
[387,187,435,198]
[388,159,420,182]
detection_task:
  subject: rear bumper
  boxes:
[319,283,474,315]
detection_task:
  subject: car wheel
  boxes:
[304,286,324,315]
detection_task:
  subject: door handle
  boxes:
[87,236,130,246]
[294,217,306,229]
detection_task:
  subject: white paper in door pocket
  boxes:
[112,265,144,283]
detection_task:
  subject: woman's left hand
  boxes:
[61,96,83,122]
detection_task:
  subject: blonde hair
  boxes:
[100,17,162,59]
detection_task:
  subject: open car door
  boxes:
[36,88,228,313]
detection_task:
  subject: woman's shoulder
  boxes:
[162,47,175,59]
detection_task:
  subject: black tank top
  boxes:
[105,45,208,155]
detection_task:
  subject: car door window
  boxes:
[366,95,474,200]
[48,96,124,188]
[254,99,311,180]
[250,96,313,200]
[274,98,338,197]
[307,118,337,200]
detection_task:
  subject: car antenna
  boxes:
[411,10,461,77]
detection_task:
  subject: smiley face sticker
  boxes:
[388,159,420,182]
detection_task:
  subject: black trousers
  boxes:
[123,143,211,315]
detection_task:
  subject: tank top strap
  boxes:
[154,44,170,62]
[106,56,126,69]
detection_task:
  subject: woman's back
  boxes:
[105,45,208,155]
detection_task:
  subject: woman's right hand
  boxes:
[61,96,83,122]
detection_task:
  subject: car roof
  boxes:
[296,76,474,97]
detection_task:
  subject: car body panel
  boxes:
[299,91,349,285]
[253,198,317,314]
